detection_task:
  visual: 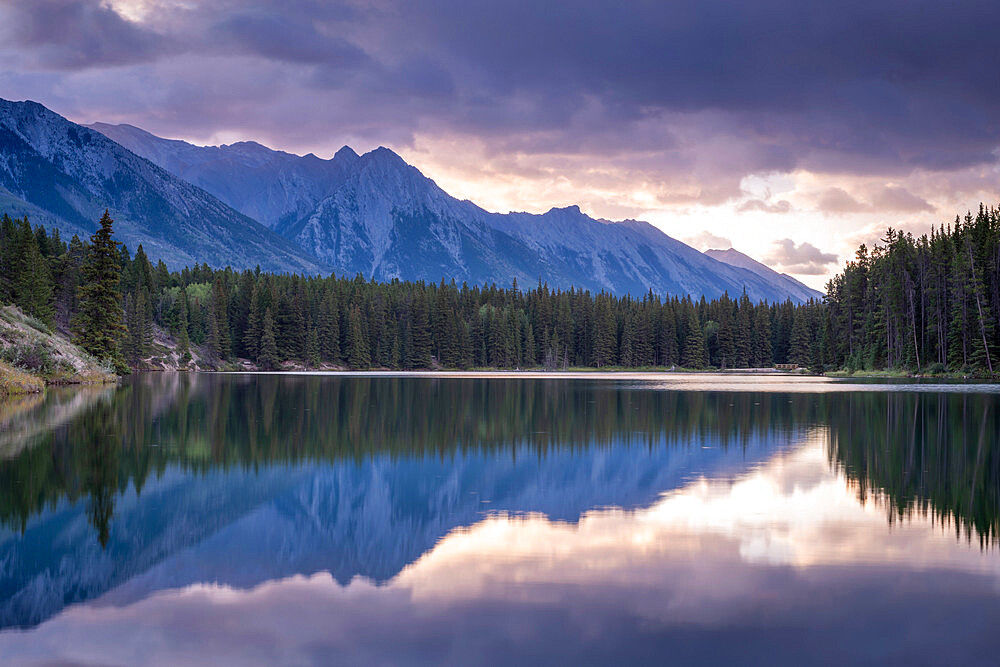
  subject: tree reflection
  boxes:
[80,401,121,548]
[1,375,997,548]
[827,392,1000,548]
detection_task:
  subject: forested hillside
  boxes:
[1,206,998,375]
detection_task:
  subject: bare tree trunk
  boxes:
[968,244,994,373]
[909,285,921,370]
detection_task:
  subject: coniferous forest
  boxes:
[1,206,999,375]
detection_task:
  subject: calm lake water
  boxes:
[0,373,998,665]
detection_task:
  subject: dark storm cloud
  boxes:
[210,12,369,67]
[3,0,1000,182]
[385,0,1000,171]
[0,0,171,69]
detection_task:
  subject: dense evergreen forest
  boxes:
[1,206,998,374]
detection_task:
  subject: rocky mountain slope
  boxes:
[705,248,822,302]
[93,121,819,302]
[0,99,325,273]
[89,122,358,230]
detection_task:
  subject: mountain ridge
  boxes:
[89,121,358,232]
[704,248,822,301]
[0,99,326,274]
[0,101,819,301]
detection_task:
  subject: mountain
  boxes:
[705,248,822,302]
[0,98,325,273]
[93,123,817,302]
[286,148,817,301]
[88,122,358,230]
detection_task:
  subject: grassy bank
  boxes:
[0,359,44,397]
[826,368,1000,380]
[0,306,117,393]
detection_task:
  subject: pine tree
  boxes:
[176,290,191,365]
[788,307,812,366]
[657,302,678,366]
[124,290,152,367]
[10,217,54,325]
[593,295,616,367]
[407,291,431,368]
[619,307,636,366]
[716,295,736,369]
[432,283,459,365]
[318,290,341,362]
[634,300,654,366]
[680,303,707,368]
[346,305,371,368]
[523,320,536,367]
[244,281,266,361]
[0,213,15,303]
[210,277,231,359]
[73,211,126,367]
[258,307,279,370]
[751,305,773,367]
[305,327,321,367]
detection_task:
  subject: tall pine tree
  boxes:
[73,211,126,368]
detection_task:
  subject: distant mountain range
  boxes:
[705,248,822,303]
[0,97,820,301]
[0,99,325,274]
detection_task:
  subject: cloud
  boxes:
[815,187,869,214]
[3,1,1000,176]
[0,0,996,229]
[210,12,369,67]
[684,231,733,252]
[765,239,839,275]
[869,186,935,213]
[0,0,171,69]
[737,199,792,214]
[839,219,939,252]
[815,185,935,215]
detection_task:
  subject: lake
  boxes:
[0,373,998,665]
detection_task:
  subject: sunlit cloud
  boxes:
[764,239,839,275]
[683,231,733,252]
[736,198,792,214]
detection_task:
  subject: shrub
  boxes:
[0,340,54,375]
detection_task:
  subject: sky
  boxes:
[2,1,1000,289]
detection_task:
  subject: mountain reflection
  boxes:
[1,373,824,535]
[0,374,998,632]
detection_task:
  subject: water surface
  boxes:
[0,373,997,665]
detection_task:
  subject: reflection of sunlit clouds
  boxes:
[399,430,1000,605]
[3,431,1000,665]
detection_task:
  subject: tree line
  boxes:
[824,205,1000,373]
[1,206,999,374]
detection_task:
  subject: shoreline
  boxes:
[138,368,1000,386]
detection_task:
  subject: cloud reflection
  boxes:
[2,433,998,665]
